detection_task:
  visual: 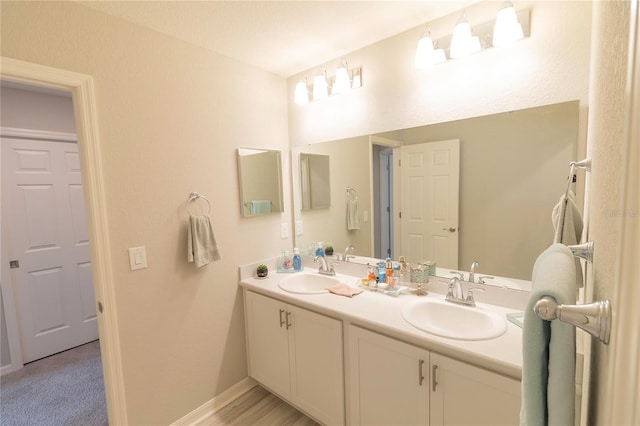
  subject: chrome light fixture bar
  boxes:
[294,62,363,105]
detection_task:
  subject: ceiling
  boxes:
[79,1,473,77]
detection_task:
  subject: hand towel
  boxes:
[552,190,584,288]
[520,243,576,426]
[249,200,271,216]
[347,198,360,230]
[328,283,363,298]
[187,215,221,267]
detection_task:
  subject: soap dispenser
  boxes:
[293,248,302,271]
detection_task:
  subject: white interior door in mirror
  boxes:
[400,139,460,268]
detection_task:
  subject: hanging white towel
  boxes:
[347,198,360,230]
[520,243,576,426]
[249,200,271,216]
[187,215,221,267]
[551,190,584,287]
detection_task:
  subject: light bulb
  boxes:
[294,80,309,105]
[415,34,436,69]
[449,15,477,59]
[312,72,328,100]
[332,64,350,95]
[493,3,524,47]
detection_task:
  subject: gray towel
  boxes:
[347,198,360,230]
[520,243,575,426]
[187,215,221,267]
[552,190,584,287]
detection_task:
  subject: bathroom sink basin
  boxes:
[278,273,341,294]
[401,298,507,341]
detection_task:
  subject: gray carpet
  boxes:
[0,340,108,426]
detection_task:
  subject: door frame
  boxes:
[1,57,127,424]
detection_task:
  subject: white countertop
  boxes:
[239,266,524,380]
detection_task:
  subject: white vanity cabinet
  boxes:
[347,325,521,426]
[244,290,345,425]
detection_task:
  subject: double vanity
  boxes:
[239,259,526,425]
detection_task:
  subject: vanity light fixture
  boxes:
[415,28,447,68]
[293,62,363,105]
[414,6,530,69]
[449,13,481,59]
[492,2,525,47]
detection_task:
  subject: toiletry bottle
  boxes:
[385,258,395,287]
[293,248,302,271]
[378,261,386,284]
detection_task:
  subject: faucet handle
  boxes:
[478,275,494,284]
[465,288,485,305]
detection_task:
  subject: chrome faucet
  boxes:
[468,261,479,283]
[314,255,335,276]
[341,245,355,262]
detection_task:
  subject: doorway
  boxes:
[0,81,105,419]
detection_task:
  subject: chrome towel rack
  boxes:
[535,156,611,345]
[187,192,211,216]
[534,297,611,344]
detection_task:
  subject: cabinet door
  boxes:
[288,304,345,426]
[430,353,521,426]
[348,325,430,426]
[244,291,291,399]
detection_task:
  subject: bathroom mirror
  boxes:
[237,148,284,217]
[299,153,331,210]
[292,101,582,284]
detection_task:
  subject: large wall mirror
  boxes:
[292,101,581,284]
[237,148,284,217]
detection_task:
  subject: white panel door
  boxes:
[400,140,460,269]
[1,137,97,363]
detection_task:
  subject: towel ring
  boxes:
[187,192,211,216]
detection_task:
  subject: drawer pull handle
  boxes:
[279,309,285,327]
[419,360,425,386]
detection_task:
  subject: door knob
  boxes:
[442,227,456,232]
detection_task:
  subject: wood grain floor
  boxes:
[204,385,320,426]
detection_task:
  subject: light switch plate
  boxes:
[128,246,147,271]
[281,222,289,239]
[295,220,304,236]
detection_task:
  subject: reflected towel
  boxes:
[347,198,360,230]
[187,215,221,267]
[249,200,271,216]
[328,283,363,298]
[552,190,584,287]
[520,243,575,426]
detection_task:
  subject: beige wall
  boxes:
[1,2,290,424]
[584,1,635,423]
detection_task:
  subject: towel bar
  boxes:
[534,297,611,344]
[568,241,594,263]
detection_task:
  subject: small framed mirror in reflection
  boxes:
[299,152,331,210]
[237,148,284,217]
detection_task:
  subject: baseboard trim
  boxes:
[0,363,21,376]
[171,377,258,426]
